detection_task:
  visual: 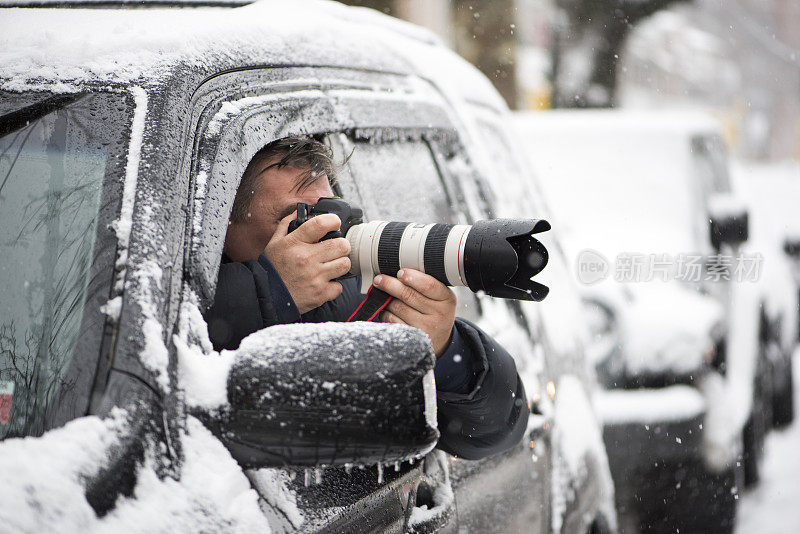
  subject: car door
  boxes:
[458,105,616,533]
[327,117,552,532]
[179,66,467,533]
[0,87,182,526]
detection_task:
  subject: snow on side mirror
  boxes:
[205,322,439,468]
[708,194,749,250]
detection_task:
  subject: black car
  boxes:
[0,2,616,532]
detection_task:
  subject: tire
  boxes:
[742,373,771,489]
[673,462,738,534]
[589,515,613,534]
[742,412,761,487]
[633,459,737,534]
[742,324,773,487]
[772,353,795,428]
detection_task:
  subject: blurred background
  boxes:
[340,0,800,163]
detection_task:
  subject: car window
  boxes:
[343,131,484,321]
[0,92,126,438]
[181,87,458,518]
[344,133,455,223]
[186,67,458,303]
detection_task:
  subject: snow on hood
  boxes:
[584,279,722,375]
[0,0,435,92]
[0,410,129,532]
[96,416,267,534]
[0,410,268,533]
[617,282,722,375]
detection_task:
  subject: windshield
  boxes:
[530,128,699,256]
[0,92,129,439]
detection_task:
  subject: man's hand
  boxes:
[264,212,352,314]
[373,269,457,358]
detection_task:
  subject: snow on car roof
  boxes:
[512,109,722,256]
[0,0,250,5]
[0,0,442,92]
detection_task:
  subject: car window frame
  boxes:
[180,66,467,530]
[185,67,456,307]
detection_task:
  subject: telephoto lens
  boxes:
[347,220,550,301]
[290,198,550,302]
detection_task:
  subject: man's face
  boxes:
[235,161,334,247]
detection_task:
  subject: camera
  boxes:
[289,197,550,301]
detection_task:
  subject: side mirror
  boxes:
[204,323,439,468]
[708,195,748,250]
[784,237,800,258]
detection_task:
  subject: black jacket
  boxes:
[205,254,529,460]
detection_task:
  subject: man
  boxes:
[205,136,528,460]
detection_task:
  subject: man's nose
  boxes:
[304,185,334,204]
[302,194,327,206]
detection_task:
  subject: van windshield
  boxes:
[0,92,128,439]
[530,130,700,255]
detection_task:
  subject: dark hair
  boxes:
[230,136,339,223]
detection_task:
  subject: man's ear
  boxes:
[221,222,233,256]
[222,220,249,261]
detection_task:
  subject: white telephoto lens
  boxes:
[398,223,435,273]
[347,220,387,294]
[443,225,471,287]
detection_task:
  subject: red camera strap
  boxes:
[346,285,393,323]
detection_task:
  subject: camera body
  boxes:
[287,197,363,241]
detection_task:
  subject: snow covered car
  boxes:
[512,110,773,532]
[731,160,800,430]
[0,1,615,533]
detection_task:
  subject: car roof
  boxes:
[0,0,444,93]
[0,0,250,6]
[512,109,717,256]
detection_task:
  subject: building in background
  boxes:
[619,0,800,160]
[340,0,800,161]
[341,0,520,108]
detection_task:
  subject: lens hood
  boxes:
[463,219,551,301]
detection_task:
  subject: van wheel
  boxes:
[588,515,612,534]
[772,354,794,428]
[633,459,737,534]
[742,410,765,487]
[673,462,738,534]
[743,333,773,487]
